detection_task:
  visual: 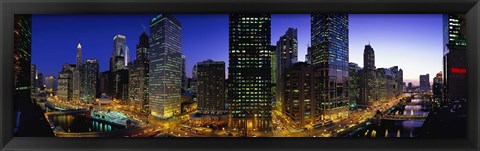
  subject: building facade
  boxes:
[284,62,316,128]
[348,62,361,109]
[228,14,272,132]
[81,59,99,103]
[14,15,32,95]
[310,14,349,122]
[110,34,128,72]
[148,14,182,119]
[72,43,82,102]
[275,28,298,115]
[196,60,226,114]
[129,32,150,114]
[57,64,75,101]
[419,74,430,91]
[443,14,467,102]
[360,44,376,107]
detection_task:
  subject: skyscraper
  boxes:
[196,60,226,114]
[14,15,32,94]
[129,32,150,114]
[360,44,376,107]
[420,74,430,91]
[443,14,467,102]
[276,28,298,115]
[58,64,75,101]
[348,62,361,109]
[81,59,99,103]
[72,43,82,102]
[31,64,37,93]
[284,62,316,128]
[433,72,443,104]
[45,76,56,91]
[148,14,182,119]
[181,54,188,92]
[228,14,272,133]
[310,14,349,121]
[110,34,127,72]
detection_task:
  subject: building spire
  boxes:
[77,43,81,49]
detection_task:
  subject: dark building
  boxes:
[443,14,467,102]
[113,69,129,104]
[270,45,277,103]
[14,14,32,94]
[284,62,316,128]
[31,64,37,93]
[310,14,349,121]
[420,74,430,91]
[348,62,361,109]
[181,54,188,92]
[407,82,413,91]
[388,66,404,97]
[99,71,111,96]
[196,60,226,114]
[228,14,272,133]
[305,46,312,64]
[37,73,44,90]
[433,72,443,104]
[275,28,298,115]
[148,14,182,119]
[81,59,99,103]
[129,32,150,114]
[359,44,376,107]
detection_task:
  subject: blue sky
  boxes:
[32,14,443,86]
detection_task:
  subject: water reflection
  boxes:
[50,114,122,133]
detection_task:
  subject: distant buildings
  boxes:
[45,76,56,91]
[196,60,226,114]
[81,59,99,103]
[443,14,467,102]
[275,28,298,115]
[31,64,37,93]
[433,72,443,104]
[181,54,188,92]
[148,14,182,119]
[228,14,272,132]
[419,74,430,91]
[310,14,349,122]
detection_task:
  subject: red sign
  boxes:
[451,67,466,74]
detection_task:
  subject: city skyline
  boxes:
[32,14,442,86]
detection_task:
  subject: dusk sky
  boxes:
[32,14,443,86]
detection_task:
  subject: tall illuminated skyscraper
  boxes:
[310,14,349,121]
[275,28,298,115]
[110,34,127,72]
[72,43,82,102]
[228,14,272,133]
[148,14,182,119]
[58,64,75,101]
[81,59,99,103]
[14,15,32,94]
[443,14,467,102]
[129,32,150,114]
[360,44,376,107]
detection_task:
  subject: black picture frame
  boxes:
[1,0,479,150]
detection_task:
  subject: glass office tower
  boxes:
[228,14,272,133]
[310,14,349,122]
[148,14,182,119]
